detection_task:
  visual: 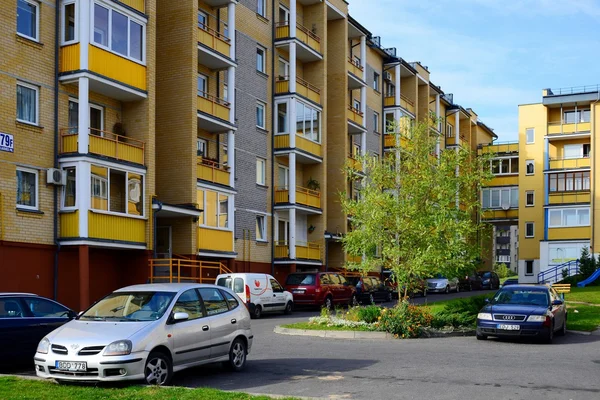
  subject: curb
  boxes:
[566,330,593,336]
[274,326,477,339]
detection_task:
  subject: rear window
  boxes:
[216,277,244,293]
[482,272,491,278]
[286,274,316,285]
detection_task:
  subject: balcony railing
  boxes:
[197,23,231,58]
[275,186,321,208]
[274,241,321,260]
[547,121,591,135]
[479,141,519,154]
[88,211,146,243]
[120,0,145,13]
[275,76,321,104]
[197,157,230,186]
[347,106,364,126]
[347,56,364,78]
[384,96,395,107]
[198,227,234,253]
[273,133,322,157]
[275,22,321,53]
[197,92,231,121]
[481,209,519,220]
[348,155,362,172]
[548,157,590,170]
[400,94,415,114]
[544,84,600,96]
[60,128,145,165]
[548,191,591,205]
[149,258,232,284]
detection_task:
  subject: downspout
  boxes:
[270,0,276,276]
[53,0,60,300]
[591,93,600,256]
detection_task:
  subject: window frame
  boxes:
[526,128,535,144]
[525,160,535,176]
[16,81,39,125]
[482,187,518,210]
[61,0,78,45]
[525,222,534,238]
[197,188,230,229]
[256,46,266,73]
[446,123,453,138]
[257,0,267,17]
[549,171,590,193]
[490,156,518,175]
[373,72,380,92]
[256,101,266,129]
[525,260,534,276]
[17,0,40,42]
[295,100,321,143]
[256,214,266,242]
[62,167,77,210]
[197,138,207,157]
[256,157,266,185]
[525,191,534,207]
[548,207,590,228]
[89,165,145,217]
[373,111,379,133]
[16,167,39,211]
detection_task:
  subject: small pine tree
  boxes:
[579,247,595,278]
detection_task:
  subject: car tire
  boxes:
[324,296,333,310]
[469,283,473,292]
[476,333,487,341]
[349,295,359,307]
[557,318,567,337]
[544,324,554,344]
[284,301,293,315]
[144,351,173,386]
[369,293,375,304]
[445,286,450,294]
[252,305,262,319]
[225,338,247,372]
[456,285,460,293]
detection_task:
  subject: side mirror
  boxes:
[484,298,490,304]
[78,311,84,317]
[172,312,189,323]
[552,299,563,306]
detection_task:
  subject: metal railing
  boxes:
[60,127,145,164]
[347,56,364,71]
[545,84,600,96]
[197,23,231,43]
[274,21,321,44]
[197,91,230,108]
[538,260,580,284]
[149,258,232,284]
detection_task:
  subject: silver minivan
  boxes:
[34,283,253,385]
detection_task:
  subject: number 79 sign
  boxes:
[0,133,14,153]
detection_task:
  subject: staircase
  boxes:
[148,256,232,284]
[537,260,580,284]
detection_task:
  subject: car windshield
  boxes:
[491,289,549,307]
[285,274,315,285]
[433,274,446,279]
[482,272,491,278]
[80,291,176,322]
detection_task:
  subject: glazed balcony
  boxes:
[548,192,591,205]
[197,23,232,66]
[59,128,145,165]
[275,186,321,209]
[547,121,591,136]
[197,227,234,253]
[197,157,230,186]
[274,134,323,159]
[347,56,365,89]
[274,22,322,62]
[275,241,322,261]
[548,157,590,170]
[275,76,321,104]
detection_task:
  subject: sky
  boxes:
[347,0,600,142]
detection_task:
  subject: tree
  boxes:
[340,119,493,298]
[579,247,596,279]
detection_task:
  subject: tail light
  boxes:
[542,316,552,327]
[245,285,251,303]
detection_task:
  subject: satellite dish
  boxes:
[501,203,510,211]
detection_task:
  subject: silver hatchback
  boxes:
[34,283,253,385]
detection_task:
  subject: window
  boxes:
[0,298,25,318]
[482,187,518,209]
[93,4,145,62]
[278,5,289,23]
[373,72,380,91]
[17,0,39,41]
[548,208,590,228]
[63,167,76,208]
[68,99,104,132]
[490,157,518,175]
[16,82,38,125]
[526,128,534,144]
[373,112,379,133]
[197,10,207,29]
[278,57,289,78]
[270,279,284,292]
[221,290,239,310]
[525,222,534,238]
[197,189,229,228]
[256,102,265,129]
[257,0,267,17]
[549,171,590,192]
[198,288,229,316]
[446,123,453,138]
[256,47,266,73]
[385,112,395,134]
[497,255,511,263]
[385,83,395,97]
[197,74,207,97]
[16,168,38,210]
[62,2,76,44]
[564,109,591,124]
[256,158,266,185]
[22,298,70,318]
[526,191,534,207]
[256,215,266,241]
[295,101,321,142]
[276,102,287,134]
[353,99,361,111]
[172,289,203,320]
[526,160,534,175]
[90,165,144,216]
[525,260,534,276]
[197,138,207,157]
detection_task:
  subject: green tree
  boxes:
[340,119,493,298]
[579,247,596,278]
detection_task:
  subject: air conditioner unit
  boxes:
[47,168,67,186]
[383,71,392,81]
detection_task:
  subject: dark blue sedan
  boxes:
[476,285,567,344]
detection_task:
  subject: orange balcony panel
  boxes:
[198,25,231,58]
[197,159,230,186]
[347,107,364,126]
[59,44,80,73]
[274,134,290,149]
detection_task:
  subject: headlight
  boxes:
[37,338,50,354]
[483,280,490,284]
[526,315,546,322]
[477,313,493,321]
[437,283,445,287]
[103,340,132,356]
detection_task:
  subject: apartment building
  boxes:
[517,85,599,283]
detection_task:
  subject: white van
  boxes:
[215,273,294,319]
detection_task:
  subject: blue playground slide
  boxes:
[577,269,600,287]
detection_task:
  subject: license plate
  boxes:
[292,289,305,294]
[497,324,520,331]
[55,361,87,372]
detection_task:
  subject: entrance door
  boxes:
[156,226,172,259]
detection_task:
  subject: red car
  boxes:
[284,272,357,309]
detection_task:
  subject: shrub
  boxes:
[358,305,382,323]
[377,301,433,338]
[579,247,596,279]
[494,263,509,279]
[431,295,493,328]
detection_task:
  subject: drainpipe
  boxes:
[591,93,600,256]
[270,0,276,276]
[53,0,60,300]
[152,198,163,259]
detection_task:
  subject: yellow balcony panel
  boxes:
[60,131,78,153]
[296,77,321,104]
[347,254,362,263]
[88,211,146,243]
[198,25,231,58]
[274,188,289,204]
[275,241,289,258]
[274,22,322,55]
[400,94,415,114]
[347,107,364,126]
[480,142,519,154]
[384,96,395,107]
[198,227,233,253]
[197,158,230,186]
[296,186,321,209]
[275,23,290,39]
[295,134,322,157]
[384,134,395,147]
[295,24,321,54]
[481,209,518,221]
[549,157,590,170]
[119,0,145,13]
[348,156,362,172]
[347,57,364,78]
[59,211,79,238]
[296,242,321,260]
[59,44,80,73]
[488,176,519,186]
[89,45,147,91]
[548,226,590,241]
[548,192,591,205]
[59,128,145,165]
[197,93,231,121]
[275,78,290,94]
[548,122,591,136]
[274,134,290,149]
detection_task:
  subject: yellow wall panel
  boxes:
[59,44,80,73]
[88,211,146,243]
[197,227,233,252]
[89,45,147,91]
[548,227,590,241]
[59,211,79,238]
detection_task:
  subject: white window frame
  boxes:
[278,4,289,23]
[256,102,266,129]
[16,82,39,125]
[353,99,361,111]
[525,222,534,238]
[257,0,267,17]
[256,158,266,185]
[525,190,534,207]
[373,111,379,133]
[17,0,40,42]
[91,2,147,65]
[295,100,321,143]
[16,167,39,211]
[197,73,208,97]
[278,57,289,79]
[68,98,105,132]
[61,1,78,45]
[490,156,518,175]
[482,187,518,209]
[256,46,266,73]
[197,138,207,157]
[197,188,230,229]
[446,123,453,138]
[548,207,590,228]
[563,144,583,159]
[525,160,535,176]
[526,128,535,144]
[197,9,208,30]
[276,218,289,242]
[373,72,380,92]
[62,166,77,210]
[90,165,145,217]
[256,214,267,242]
[277,164,289,189]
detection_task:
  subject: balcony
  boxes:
[197,25,234,69]
[120,0,145,13]
[88,211,146,244]
[275,241,322,261]
[275,186,321,209]
[274,22,322,62]
[59,211,79,238]
[197,157,230,186]
[479,141,519,155]
[347,106,365,133]
[347,57,365,89]
[547,121,591,137]
[481,209,519,221]
[274,134,323,160]
[198,227,234,253]
[384,134,408,148]
[548,157,590,170]
[548,192,591,205]
[197,92,233,132]
[384,96,395,106]
[400,94,415,114]
[275,76,321,104]
[59,128,145,165]
[347,155,363,172]
[548,226,590,241]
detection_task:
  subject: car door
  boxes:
[549,288,566,329]
[0,297,32,362]
[329,274,344,303]
[21,297,73,341]
[269,278,287,311]
[198,288,237,359]
[168,289,211,366]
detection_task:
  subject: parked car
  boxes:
[284,272,357,309]
[501,278,519,287]
[34,283,253,385]
[382,273,427,299]
[216,273,293,319]
[479,271,500,290]
[0,293,76,368]
[426,275,460,294]
[476,284,567,343]
[346,276,393,304]
[459,272,483,291]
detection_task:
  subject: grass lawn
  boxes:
[565,286,600,305]
[0,377,298,400]
[566,304,600,332]
[418,294,493,315]
[281,322,373,332]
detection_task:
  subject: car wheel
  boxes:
[144,351,173,386]
[252,305,262,319]
[469,283,473,292]
[284,301,293,315]
[476,333,487,341]
[349,295,359,307]
[456,285,460,293]
[557,318,567,337]
[445,286,450,294]
[324,296,333,310]
[544,324,554,344]
[226,338,247,372]
[369,293,375,304]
